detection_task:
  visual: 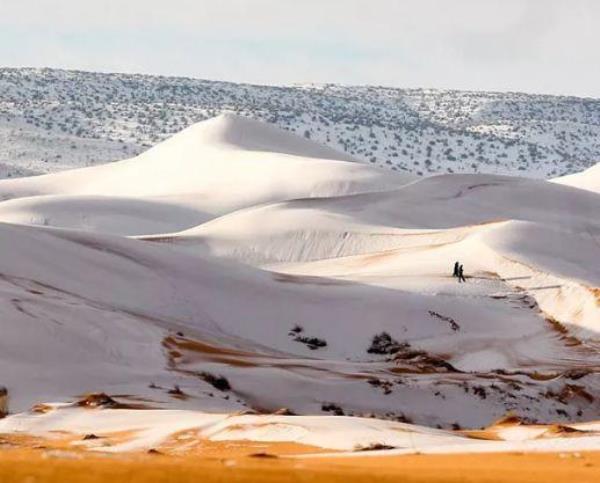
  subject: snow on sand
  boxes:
[0,115,598,455]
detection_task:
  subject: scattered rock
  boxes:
[355,443,397,452]
[75,393,119,409]
[248,452,278,459]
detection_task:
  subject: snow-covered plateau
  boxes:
[1,68,600,180]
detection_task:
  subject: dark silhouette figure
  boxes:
[453,261,460,278]
[458,264,466,283]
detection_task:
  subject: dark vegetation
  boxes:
[289,325,327,350]
[428,310,460,331]
[200,372,231,392]
[321,403,345,416]
[367,332,408,355]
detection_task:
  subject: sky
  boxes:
[1,0,599,97]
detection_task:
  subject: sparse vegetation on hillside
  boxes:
[1,68,599,179]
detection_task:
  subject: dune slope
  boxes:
[0,114,413,235]
[0,116,598,454]
[553,162,600,193]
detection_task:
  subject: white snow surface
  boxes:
[0,115,598,450]
[553,162,600,193]
[0,114,412,235]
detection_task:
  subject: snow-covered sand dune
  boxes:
[1,404,600,456]
[553,161,600,193]
[0,115,598,453]
[162,172,599,264]
[0,114,413,235]
[0,404,470,453]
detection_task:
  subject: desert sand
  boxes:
[0,443,599,483]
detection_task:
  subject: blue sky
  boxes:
[1,0,599,97]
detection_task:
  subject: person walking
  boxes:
[458,264,466,283]
[453,261,460,278]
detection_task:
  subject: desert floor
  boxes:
[0,443,599,483]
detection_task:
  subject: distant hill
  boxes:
[0,67,599,179]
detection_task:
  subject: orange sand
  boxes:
[0,441,598,483]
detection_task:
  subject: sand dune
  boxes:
[0,115,598,458]
[159,172,599,263]
[0,115,413,234]
[553,162,600,193]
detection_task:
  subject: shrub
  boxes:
[367,332,408,355]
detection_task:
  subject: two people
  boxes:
[453,261,466,283]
